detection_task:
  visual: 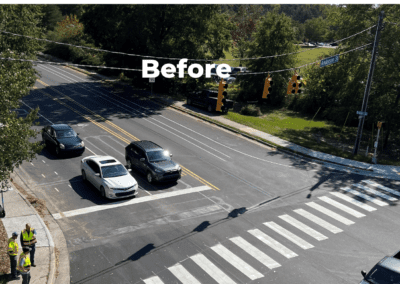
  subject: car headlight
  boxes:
[80,141,85,147]
[177,166,182,172]
[59,143,65,149]
[154,168,163,173]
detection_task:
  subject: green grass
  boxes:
[296,47,332,66]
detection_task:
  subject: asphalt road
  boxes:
[14,63,400,284]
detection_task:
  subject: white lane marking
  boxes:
[68,185,72,188]
[143,276,164,284]
[190,253,236,284]
[264,222,314,249]
[318,196,365,218]
[354,183,397,201]
[41,174,45,178]
[52,185,212,219]
[363,180,400,197]
[294,209,343,234]
[279,214,328,241]
[329,192,376,212]
[143,189,152,196]
[54,172,58,175]
[42,160,46,163]
[168,263,201,284]
[30,163,34,166]
[230,236,281,269]
[342,187,388,206]
[85,146,96,155]
[38,64,229,162]
[19,100,54,124]
[306,202,354,225]
[211,244,263,280]
[54,188,59,192]
[248,229,297,258]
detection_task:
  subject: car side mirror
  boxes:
[140,158,145,162]
[77,133,80,135]
[170,154,173,157]
[95,173,100,177]
[361,270,367,278]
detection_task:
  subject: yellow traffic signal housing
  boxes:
[262,75,273,99]
[287,73,302,94]
[217,79,228,111]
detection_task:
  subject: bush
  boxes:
[240,104,262,116]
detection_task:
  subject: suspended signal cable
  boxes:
[0,24,375,62]
[0,43,372,75]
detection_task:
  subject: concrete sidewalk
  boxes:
[0,171,69,284]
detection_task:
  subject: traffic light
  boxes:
[287,73,302,95]
[216,79,228,111]
[262,75,273,99]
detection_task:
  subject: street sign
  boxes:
[320,55,339,68]
[149,78,155,83]
[356,111,368,116]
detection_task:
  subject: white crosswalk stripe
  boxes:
[279,214,328,241]
[363,180,400,197]
[190,253,236,284]
[318,196,366,218]
[248,229,298,258]
[294,209,343,233]
[143,276,164,284]
[264,221,314,249]
[211,244,263,280]
[342,187,389,206]
[168,263,201,284]
[306,202,355,225]
[329,192,376,212]
[230,236,281,269]
[353,183,397,201]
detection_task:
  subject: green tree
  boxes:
[0,5,44,184]
[41,5,63,31]
[304,16,329,42]
[237,7,297,105]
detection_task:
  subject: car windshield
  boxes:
[366,265,400,284]
[147,150,170,162]
[101,164,128,178]
[56,129,76,138]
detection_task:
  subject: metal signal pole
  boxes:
[353,11,384,156]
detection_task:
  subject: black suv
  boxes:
[360,250,400,283]
[42,124,85,156]
[125,141,181,183]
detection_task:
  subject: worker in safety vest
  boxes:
[17,247,31,284]
[8,232,20,280]
[20,223,37,267]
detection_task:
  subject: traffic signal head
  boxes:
[217,79,228,111]
[262,76,273,99]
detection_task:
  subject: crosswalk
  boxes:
[142,179,399,284]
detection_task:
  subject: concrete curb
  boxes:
[10,169,69,284]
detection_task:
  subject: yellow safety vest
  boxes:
[22,228,35,242]
[17,253,31,272]
[8,238,18,256]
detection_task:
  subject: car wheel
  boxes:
[82,170,87,182]
[100,186,106,198]
[187,98,192,105]
[147,171,154,184]
[126,159,132,169]
[207,104,213,112]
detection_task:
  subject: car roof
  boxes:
[90,156,121,166]
[131,140,163,152]
[51,124,73,131]
[379,251,400,274]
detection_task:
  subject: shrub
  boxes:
[240,104,262,116]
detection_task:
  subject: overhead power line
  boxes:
[0,43,372,76]
[0,24,375,62]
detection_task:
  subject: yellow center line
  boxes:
[33,81,220,191]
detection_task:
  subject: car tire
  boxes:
[207,104,213,113]
[187,98,192,105]
[126,159,132,169]
[82,170,87,182]
[100,186,106,198]
[147,171,154,184]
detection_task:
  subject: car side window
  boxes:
[51,128,56,137]
[137,149,146,159]
[92,163,100,174]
